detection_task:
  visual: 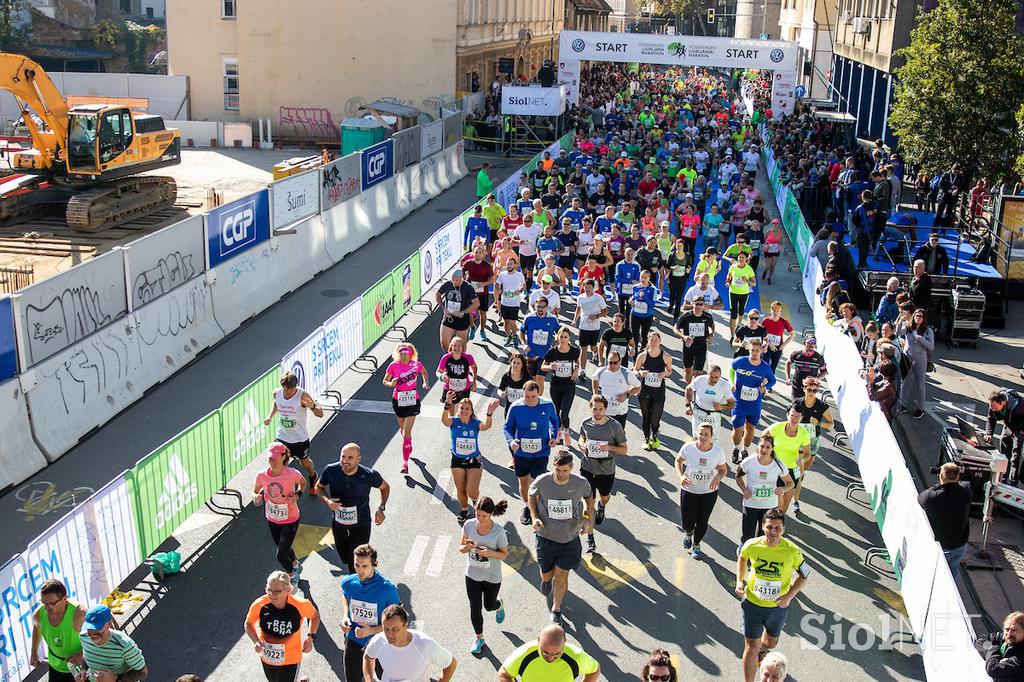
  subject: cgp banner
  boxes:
[421,119,443,158]
[361,273,397,350]
[361,139,394,191]
[501,86,567,116]
[206,189,271,269]
[392,126,422,173]
[271,168,320,229]
[220,366,278,482]
[419,218,461,295]
[0,296,14,382]
[321,152,361,210]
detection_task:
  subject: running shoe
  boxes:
[643,438,653,451]
[541,579,553,596]
[594,503,605,525]
[480,330,488,342]
[691,544,704,560]
[520,506,532,526]
[550,611,564,626]
[469,326,477,340]
[401,463,409,475]
[793,501,801,513]
[579,371,588,383]
[586,534,596,554]
[293,561,304,578]
[731,447,741,465]
[682,532,693,550]
[308,472,318,495]
[458,508,470,524]
[471,637,486,655]
[495,599,505,624]
[289,571,300,589]
[651,437,661,450]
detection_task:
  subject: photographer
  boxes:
[978,611,1024,679]
[985,389,1024,485]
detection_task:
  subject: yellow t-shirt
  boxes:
[728,264,756,295]
[696,258,721,280]
[740,536,806,607]
[766,421,811,470]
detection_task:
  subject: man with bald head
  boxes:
[683,271,723,312]
[497,625,600,681]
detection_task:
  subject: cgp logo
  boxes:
[571,38,585,52]
[361,140,393,191]
[290,359,306,389]
[220,198,256,257]
[770,48,785,63]
[367,150,387,179]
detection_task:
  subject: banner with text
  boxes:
[559,30,798,70]
[220,367,278,482]
[206,189,271,269]
[271,169,320,229]
[419,218,461,294]
[501,85,568,116]
[421,119,443,158]
[361,274,397,350]
[361,139,394,192]
[320,152,361,210]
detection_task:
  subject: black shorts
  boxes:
[476,292,491,308]
[451,455,482,469]
[514,454,549,478]
[525,356,543,378]
[581,468,615,497]
[443,314,471,331]
[276,439,310,460]
[579,328,601,347]
[391,397,421,418]
[682,344,708,370]
[442,387,472,404]
[520,254,538,270]
[536,535,582,572]
[500,304,521,321]
[557,256,576,270]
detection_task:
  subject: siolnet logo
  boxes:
[233,398,267,461]
[374,295,396,327]
[155,454,199,529]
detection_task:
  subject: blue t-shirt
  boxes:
[341,572,401,645]
[450,417,482,459]
[595,216,621,235]
[318,463,384,528]
[614,261,641,295]
[503,399,560,458]
[465,216,490,249]
[537,236,563,260]
[731,356,777,408]
[560,208,586,228]
[520,313,561,357]
[630,285,658,318]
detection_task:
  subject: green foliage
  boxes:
[91,19,120,51]
[650,0,702,13]
[92,19,166,73]
[889,0,1024,179]
[0,0,32,53]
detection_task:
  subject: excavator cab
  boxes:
[66,105,136,173]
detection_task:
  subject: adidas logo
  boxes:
[233,399,265,462]
[155,454,198,530]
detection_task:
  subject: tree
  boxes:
[650,0,706,36]
[0,0,32,53]
[888,0,1024,180]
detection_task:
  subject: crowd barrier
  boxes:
[0,126,466,483]
[760,126,989,680]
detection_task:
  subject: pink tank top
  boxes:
[256,466,304,524]
[386,360,423,399]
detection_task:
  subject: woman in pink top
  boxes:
[763,218,784,284]
[437,337,477,413]
[384,342,430,474]
[253,443,307,586]
[729,197,750,241]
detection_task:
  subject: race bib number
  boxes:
[621,283,634,294]
[740,386,759,401]
[446,300,461,314]
[455,437,477,456]
[672,266,686,277]
[261,642,286,666]
[503,289,517,299]
[548,498,574,521]
[753,578,782,603]
[610,241,622,252]
[688,323,705,337]
[633,300,648,314]
[334,505,358,525]
[754,486,774,499]
[473,282,485,292]
[765,243,781,254]
[610,344,627,359]
[644,372,663,387]
[749,240,761,249]
[396,390,417,407]
[531,330,550,346]
[350,599,378,626]
[694,411,716,427]
[689,470,711,483]
[800,423,816,436]
[506,388,525,404]
[279,418,296,429]
[587,440,609,459]
[448,377,468,392]
[554,361,573,378]
[766,334,782,346]
[607,398,622,412]
[791,466,802,480]
[266,501,290,522]
[470,548,490,564]
[520,438,542,454]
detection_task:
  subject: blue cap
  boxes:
[81,605,113,634]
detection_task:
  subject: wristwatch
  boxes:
[378,505,386,512]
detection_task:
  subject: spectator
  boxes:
[908,260,933,310]
[898,308,934,419]
[914,233,950,275]
[875,276,902,326]
[934,163,964,229]
[641,647,678,681]
[832,302,864,345]
[985,389,1024,485]
[978,611,1024,680]
[78,605,148,682]
[808,228,831,268]
[823,282,851,322]
[918,463,972,579]
[866,362,899,421]
[476,162,494,199]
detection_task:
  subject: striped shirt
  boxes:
[80,630,146,675]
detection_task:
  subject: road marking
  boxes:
[582,555,648,591]
[674,556,686,592]
[502,544,536,576]
[342,399,444,417]
[292,524,334,560]
[425,535,452,577]
[404,535,431,576]
[430,469,452,505]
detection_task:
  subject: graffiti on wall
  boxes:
[278,106,340,141]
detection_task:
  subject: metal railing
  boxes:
[0,264,33,294]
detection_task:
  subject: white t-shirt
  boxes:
[693,150,709,172]
[529,288,561,312]
[739,455,788,510]
[496,270,526,307]
[364,629,453,682]
[688,375,732,412]
[594,367,641,416]
[742,150,760,172]
[576,229,595,255]
[678,442,726,495]
[514,224,543,257]
[684,284,721,306]
[576,293,606,332]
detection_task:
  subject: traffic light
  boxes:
[707,8,716,22]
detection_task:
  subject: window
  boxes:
[222,0,236,19]
[98,109,130,163]
[223,58,239,111]
[146,7,154,18]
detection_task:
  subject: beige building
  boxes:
[456,0,564,91]
[735,0,783,40]
[565,0,613,33]
[167,1,457,141]
[606,0,640,31]
[778,0,836,98]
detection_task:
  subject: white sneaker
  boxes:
[793,501,801,513]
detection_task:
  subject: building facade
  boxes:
[565,0,612,32]
[456,0,564,92]
[606,0,640,31]
[735,0,783,39]
[167,0,457,138]
[778,0,835,98]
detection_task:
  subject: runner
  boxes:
[676,423,728,559]
[598,312,635,367]
[794,378,834,513]
[786,335,827,401]
[529,451,594,625]
[465,204,490,250]
[667,238,692,319]
[573,278,607,381]
[578,395,628,553]
[77,605,147,682]
[762,219,783,284]
[315,443,390,573]
[497,625,600,682]
[736,509,810,682]
[363,605,457,682]
[614,248,641,324]
[519,298,560,393]
[634,330,673,451]
[504,380,560,525]
[460,497,510,655]
[483,194,507,242]
[31,579,85,682]
[502,203,523,241]
[528,274,562,316]
[762,302,794,373]
[383,342,429,473]
[244,572,320,682]
[694,247,722,285]
[493,255,526,347]
[726,250,757,338]
[767,403,814,514]
[436,268,480,351]
[731,338,776,464]
[684,271,723,312]
[686,365,735,442]
[437,337,478,414]
[555,217,579,284]
[735,435,794,546]
[253,443,307,588]
[463,245,496,342]
[442,396,501,522]
[731,309,767,383]
[629,269,659,349]
[541,327,583,447]
[636,235,666,294]
[264,371,323,493]
[340,544,400,682]
[592,352,642,429]
[674,296,715,385]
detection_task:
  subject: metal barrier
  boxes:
[0,264,32,294]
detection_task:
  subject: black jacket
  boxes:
[917,481,971,550]
[987,390,1024,438]
[910,272,933,309]
[914,243,950,275]
[982,632,1024,680]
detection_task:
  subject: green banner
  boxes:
[391,253,421,318]
[361,273,397,349]
[220,366,279,482]
[128,411,224,557]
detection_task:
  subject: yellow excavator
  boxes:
[0,53,180,232]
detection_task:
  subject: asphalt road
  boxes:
[17,163,925,681]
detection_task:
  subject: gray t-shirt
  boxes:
[529,472,593,544]
[462,518,509,584]
[579,417,627,476]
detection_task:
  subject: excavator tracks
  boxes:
[66,175,178,233]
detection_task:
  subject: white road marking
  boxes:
[430,469,452,505]
[403,534,430,576]
[425,535,452,577]
[341,399,444,417]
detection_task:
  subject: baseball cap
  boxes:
[542,274,554,283]
[660,220,670,227]
[451,268,464,279]
[620,151,628,157]
[269,442,288,461]
[81,605,113,634]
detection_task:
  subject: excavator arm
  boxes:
[0,53,70,171]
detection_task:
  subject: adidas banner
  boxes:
[220,367,279,482]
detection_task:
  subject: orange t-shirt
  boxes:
[246,593,317,667]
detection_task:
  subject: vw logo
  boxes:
[290,360,305,389]
[571,38,586,53]
[769,48,785,63]
[424,249,434,284]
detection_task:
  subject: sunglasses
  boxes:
[648,676,673,682]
